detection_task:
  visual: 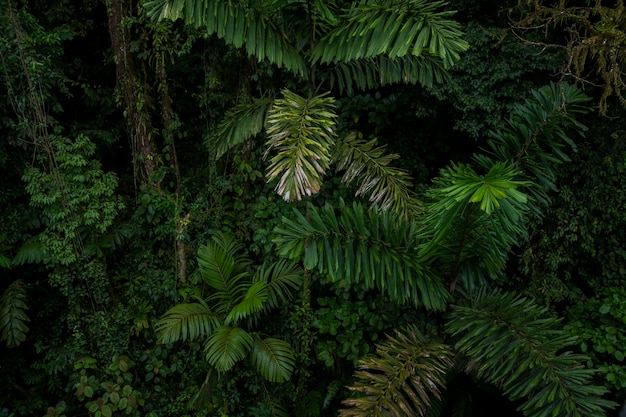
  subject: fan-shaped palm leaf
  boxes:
[340,326,454,417]
[155,300,220,344]
[253,259,303,309]
[204,325,254,373]
[0,280,30,348]
[264,89,338,202]
[225,281,269,325]
[250,336,295,383]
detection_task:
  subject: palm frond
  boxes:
[212,98,273,160]
[204,325,254,373]
[264,89,337,202]
[0,280,30,348]
[144,0,307,75]
[250,336,295,383]
[324,54,450,92]
[225,281,269,325]
[273,201,450,310]
[312,0,468,69]
[446,290,615,417]
[155,300,220,344]
[478,82,590,213]
[333,132,420,217]
[253,259,303,310]
[340,326,454,417]
[12,238,48,265]
[197,232,251,294]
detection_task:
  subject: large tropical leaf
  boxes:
[212,98,273,160]
[253,259,303,309]
[312,0,468,69]
[224,281,269,325]
[333,132,420,216]
[250,336,295,383]
[204,325,254,373]
[0,280,30,348]
[155,300,220,344]
[340,327,454,417]
[144,0,307,75]
[264,89,337,202]
[273,201,450,310]
[446,290,615,417]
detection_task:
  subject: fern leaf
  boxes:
[212,98,273,160]
[12,238,48,265]
[264,89,337,202]
[340,327,453,417]
[273,201,450,310]
[155,301,220,344]
[250,336,295,383]
[333,132,420,216]
[204,325,254,373]
[446,290,615,417]
[0,280,30,348]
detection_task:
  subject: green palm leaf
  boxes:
[212,98,273,160]
[446,290,615,417]
[250,336,295,383]
[0,280,30,348]
[204,325,254,373]
[155,300,220,344]
[340,327,453,417]
[144,0,306,75]
[333,132,420,216]
[273,201,450,310]
[197,233,251,294]
[253,259,303,309]
[225,281,269,325]
[264,89,338,202]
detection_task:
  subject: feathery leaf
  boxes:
[155,300,220,344]
[250,336,295,383]
[0,280,30,348]
[204,325,254,373]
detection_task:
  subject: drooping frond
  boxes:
[155,300,220,344]
[204,325,254,373]
[478,82,590,211]
[446,290,615,417]
[144,0,307,75]
[12,238,48,265]
[224,281,269,325]
[312,0,468,69]
[333,132,420,216]
[340,327,454,417]
[264,89,337,202]
[0,280,30,348]
[250,336,295,383]
[253,259,303,310]
[325,54,450,92]
[420,162,530,290]
[212,98,273,160]
[273,201,450,310]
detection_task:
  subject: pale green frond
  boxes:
[144,0,307,75]
[273,201,450,310]
[12,238,48,265]
[446,290,616,417]
[264,89,337,202]
[225,281,269,325]
[253,259,303,310]
[340,326,454,417]
[0,280,30,348]
[312,0,468,69]
[204,325,254,373]
[250,336,295,383]
[325,54,450,92]
[155,300,220,344]
[333,132,420,217]
[212,98,273,160]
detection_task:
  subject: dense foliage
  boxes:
[1,1,625,416]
